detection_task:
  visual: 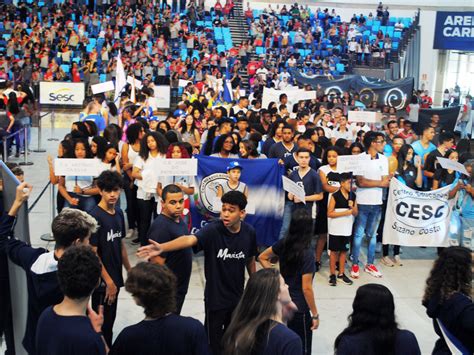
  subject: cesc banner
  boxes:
[39,82,85,106]
[433,12,474,51]
[383,178,455,247]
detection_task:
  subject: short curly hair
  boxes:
[422,246,472,305]
[57,246,101,299]
[125,263,177,318]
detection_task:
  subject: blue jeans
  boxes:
[458,121,468,139]
[279,201,293,239]
[63,193,97,213]
[352,204,382,265]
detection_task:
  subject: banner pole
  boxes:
[40,183,56,242]
[19,125,33,166]
[47,110,59,142]
[2,138,7,162]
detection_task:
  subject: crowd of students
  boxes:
[0,181,472,355]
[0,74,472,354]
[0,0,415,102]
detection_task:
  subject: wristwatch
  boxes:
[311,314,319,320]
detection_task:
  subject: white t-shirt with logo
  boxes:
[355,152,388,205]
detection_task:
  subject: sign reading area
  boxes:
[433,12,474,51]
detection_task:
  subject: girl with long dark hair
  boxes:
[132,131,168,246]
[261,119,285,157]
[423,247,473,354]
[259,209,319,355]
[222,268,302,355]
[335,284,420,354]
[121,122,145,241]
[210,133,239,158]
[180,114,201,153]
[395,144,422,190]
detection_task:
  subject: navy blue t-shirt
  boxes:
[268,142,297,160]
[36,306,106,355]
[289,168,322,213]
[283,153,322,176]
[272,239,315,313]
[110,314,210,355]
[336,329,421,355]
[148,214,192,300]
[194,220,257,311]
[257,322,302,355]
[89,205,126,288]
[262,137,277,157]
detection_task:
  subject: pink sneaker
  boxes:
[364,264,383,278]
[350,264,360,278]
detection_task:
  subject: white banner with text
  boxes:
[383,178,454,247]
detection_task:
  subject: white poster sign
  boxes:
[91,81,115,94]
[348,110,382,123]
[437,157,469,176]
[54,158,103,177]
[262,87,316,110]
[151,159,198,177]
[127,76,143,89]
[154,86,171,108]
[382,178,454,247]
[39,82,85,105]
[179,79,192,88]
[337,154,370,175]
[282,176,306,204]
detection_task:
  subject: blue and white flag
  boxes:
[190,155,284,246]
[222,79,234,103]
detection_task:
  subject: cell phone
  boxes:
[414,155,421,166]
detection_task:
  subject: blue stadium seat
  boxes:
[60,64,70,73]
[255,47,265,55]
[336,63,345,73]
[217,44,225,53]
[72,57,81,64]
[392,42,399,50]
[394,31,402,39]
[99,74,107,83]
[2,34,11,40]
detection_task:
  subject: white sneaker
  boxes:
[394,255,403,266]
[364,264,383,278]
[125,229,134,239]
[381,256,395,267]
[375,242,382,253]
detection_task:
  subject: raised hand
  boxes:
[136,239,164,260]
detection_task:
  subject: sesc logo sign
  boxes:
[48,89,75,102]
[39,82,85,106]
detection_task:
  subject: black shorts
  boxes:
[328,235,350,252]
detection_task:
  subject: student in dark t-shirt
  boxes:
[222,268,303,355]
[111,263,210,355]
[283,136,322,176]
[259,209,319,355]
[288,148,323,215]
[335,284,421,354]
[0,183,98,355]
[89,171,131,347]
[279,148,323,240]
[137,191,257,355]
[147,184,192,314]
[36,246,106,355]
[423,132,455,189]
[269,125,297,161]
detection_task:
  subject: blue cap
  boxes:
[148,116,159,122]
[173,109,185,117]
[227,161,243,171]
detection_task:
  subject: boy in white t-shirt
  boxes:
[352,131,390,279]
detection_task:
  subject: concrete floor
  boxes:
[1,114,439,354]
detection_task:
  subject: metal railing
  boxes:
[2,124,33,166]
